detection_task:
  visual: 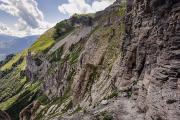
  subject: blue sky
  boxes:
[0,0,114,37]
[35,0,68,23]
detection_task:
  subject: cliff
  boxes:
[0,0,179,120]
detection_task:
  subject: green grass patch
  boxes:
[0,50,27,71]
[0,94,20,111]
[30,28,55,53]
[118,1,126,17]
[6,90,38,120]
[37,94,50,105]
[105,91,118,100]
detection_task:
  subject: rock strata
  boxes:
[3,0,179,120]
[113,0,180,120]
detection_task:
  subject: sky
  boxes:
[0,0,115,37]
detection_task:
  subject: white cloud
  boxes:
[0,0,53,37]
[91,1,114,12]
[0,22,26,36]
[0,0,115,37]
[0,23,13,35]
[58,0,115,16]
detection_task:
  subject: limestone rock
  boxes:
[112,0,180,119]
[101,100,108,105]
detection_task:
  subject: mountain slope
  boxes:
[0,1,123,118]
[0,0,179,120]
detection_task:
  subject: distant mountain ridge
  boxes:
[0,34,19,42]
[0,35,39,61]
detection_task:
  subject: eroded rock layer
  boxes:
[23,0,180,119]
[0,0,179,120]
[112,0,180,120]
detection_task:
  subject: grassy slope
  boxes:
[0,53,38,120]
[0,19,76,119]
[0,28,56,119]
[30,28,55,53]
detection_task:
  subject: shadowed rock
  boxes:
[0,110,11,120]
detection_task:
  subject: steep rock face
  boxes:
[112,0,180,120]
[42,62,71,99]
[15,0,180,120]
[26,51,50,82]
[27,0,122,105]
[21,1,124,119]
[42,27,93,100]
[72,1,123,106]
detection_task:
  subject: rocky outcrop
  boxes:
[26,51,50,82]
[71,0,123,107]
[111,0,180,120]
[70,14,94,26]
[42,62,71,99]
[48,26,92,55]
[61,0,180,119]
